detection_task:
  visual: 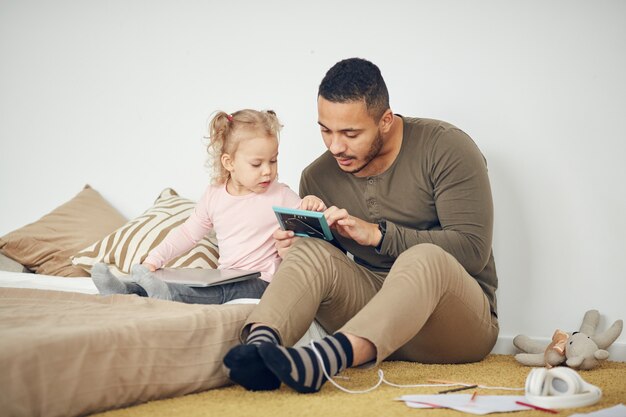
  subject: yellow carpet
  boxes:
[93,355,626,417]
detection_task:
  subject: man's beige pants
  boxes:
[245,238,499,365]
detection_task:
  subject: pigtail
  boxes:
[206,111,233,185]
[264,110,283,140]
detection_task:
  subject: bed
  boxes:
[0,186,326,417]
[0,270,255,417]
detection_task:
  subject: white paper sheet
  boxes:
[568,404,626,417]
[398,394,530,415]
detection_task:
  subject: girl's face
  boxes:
[222,134,279,196]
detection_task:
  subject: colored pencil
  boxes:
[438,384,478,394]
[515,400,559,414]
[409,401,445,409]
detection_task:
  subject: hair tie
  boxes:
[226,114,233,122]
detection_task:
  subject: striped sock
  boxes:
[257,332,354,393]
[246,326,280,345]
[223,325,281,391]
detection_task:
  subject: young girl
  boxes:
[91,109,325,304]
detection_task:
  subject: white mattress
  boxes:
[0,270,97,294]
[0,270,328,343]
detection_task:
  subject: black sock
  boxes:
[257,332,354,393]
[223,325,281,391]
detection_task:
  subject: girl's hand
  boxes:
[300,195,326,212]
[324,206,381,247]
[142,262,157,272]
[273,228,298,258]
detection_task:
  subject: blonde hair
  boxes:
[206,109,282,184]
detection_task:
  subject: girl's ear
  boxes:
[221,153,234,172]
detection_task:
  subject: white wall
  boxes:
[1,1,625,357]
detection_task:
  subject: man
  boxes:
[223,57,499,393]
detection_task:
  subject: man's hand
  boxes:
[273,228,298,258]
[324,206,382,247]
[300,195,326,212]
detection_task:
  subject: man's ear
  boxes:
[221,153,234,172]
[379,109,394,133]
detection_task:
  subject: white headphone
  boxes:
[525,367,602,409]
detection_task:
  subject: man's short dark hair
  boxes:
[318,58,390,121]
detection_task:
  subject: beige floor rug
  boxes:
[93,355,625,417]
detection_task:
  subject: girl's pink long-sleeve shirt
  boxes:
[144,181,301,281]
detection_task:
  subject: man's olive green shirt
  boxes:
[300,116,498,315]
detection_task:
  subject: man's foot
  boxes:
[223,325,281,391]
[91,263,129,295]
[257,332,353,393]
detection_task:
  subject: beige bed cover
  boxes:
[0,287,254,417]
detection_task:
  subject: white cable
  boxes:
[476,385,525,391]
[380,375,460,389]
[310,341,384,393]
[309,341,524,394]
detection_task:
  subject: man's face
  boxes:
[317,97,383,175]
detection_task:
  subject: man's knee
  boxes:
[287,237,346,261]
[396,243,449,266]
[389,243,459,287]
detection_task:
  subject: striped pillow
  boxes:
[72,188,219,276]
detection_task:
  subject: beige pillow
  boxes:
[0,252,30,273]
[72,188,219,276]
[0,185,128,277]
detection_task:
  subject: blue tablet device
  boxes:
[272,206,334,241]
